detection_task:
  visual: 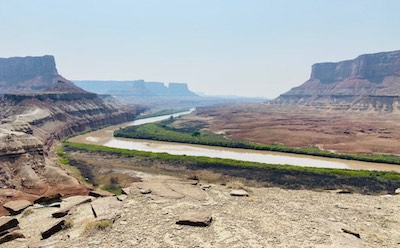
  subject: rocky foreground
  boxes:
[1,171,399,248]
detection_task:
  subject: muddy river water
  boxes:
[69,109,400,172]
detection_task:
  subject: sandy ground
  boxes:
[3,170,400,248]
[192,103,400,155]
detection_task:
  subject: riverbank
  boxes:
[114,117,400,166]
[67,108,400,172]
[63,142,400,194]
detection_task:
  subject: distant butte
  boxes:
[73,80,198,97]
[0,55,87,94]
[274,50,400,111]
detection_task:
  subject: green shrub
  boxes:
[63,141,400,181]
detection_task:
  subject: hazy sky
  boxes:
[1,1,399,98]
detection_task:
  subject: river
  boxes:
[68,109,400,172]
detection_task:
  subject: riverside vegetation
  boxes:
[61,113,400,195]
[63,141,400,194]
[114,117,400,166]
[57,146,136,195]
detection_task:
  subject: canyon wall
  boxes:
[0,56,144,215]
[274,50,400,111]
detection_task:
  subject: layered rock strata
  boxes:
[275,50,400,111]
[0,55,86,94]
[0,56,143,216]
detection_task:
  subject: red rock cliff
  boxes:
[275,50,400,111]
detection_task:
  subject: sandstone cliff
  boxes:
[0,56,144,216]
[275,50,400,111]
[0,55,86,94]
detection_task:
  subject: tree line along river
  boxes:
[68,109,400,173]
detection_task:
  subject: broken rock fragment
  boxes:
[52,196,92,218]
[176,210,212,227]
[140,189,152,194]
[0,231,24,244]
[0,217,23,244]
[34,193,62,205]
[41,220,66,239]
[89,190,115,198]
[3,200,33,215]
[230,189,249,197]
[121,187,131,195]
[336,189,352,194]
[200,185,211,190]
[116,195,127,201]
[0,217,19,233]
[91,197,122,221]
[341,228,361,238]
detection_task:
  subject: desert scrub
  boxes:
[64,218,74,229]
[185,170,223,184]
[226,180,247,190]
[22,208,34,217]
[55,146,90,186]
[84,219,113,235]
[98,172,136,195]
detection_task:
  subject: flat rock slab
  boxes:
[52,196,92,218]
[52,208,71,218]
[200,185,211,190]
[167,182,207,201]
[140,189,152,194]
[89,190,115,198]
[0,231,24,244]
[0,226,20,238]
[121,187,131,195]
[341,228,361,238]
[33,193,62,205]
[47,202,61,208]
[395,188,400,195]
[41,220,66,239]
[0,217,19,233]
[134,181,184,199]
[176,210,212,227]
[336,189,352,194]
[62,195,93,206]
[91,197,122,221]
[230,189,249,197]
[116,195,127,201]
[3,200,33,215]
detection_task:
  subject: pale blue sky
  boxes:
[1,0,399,98]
